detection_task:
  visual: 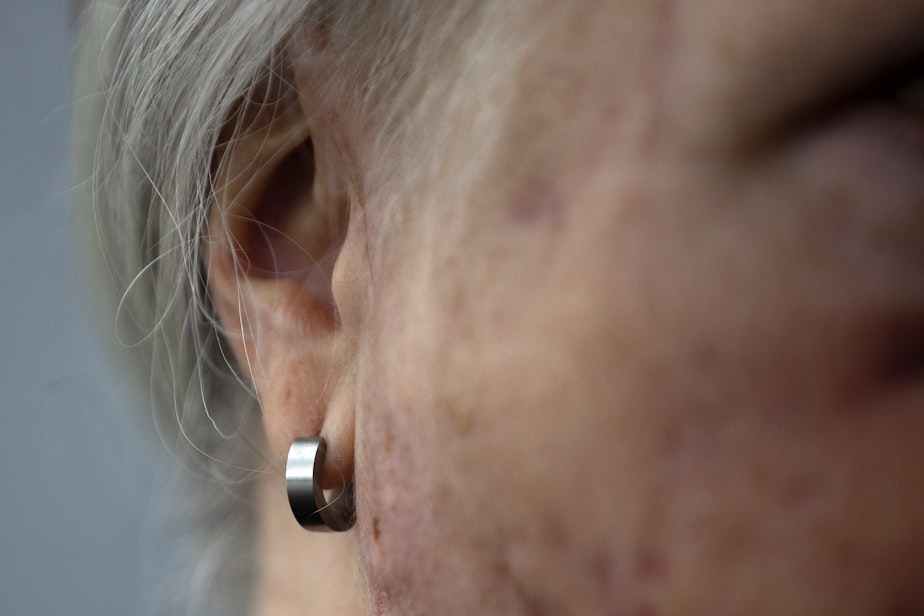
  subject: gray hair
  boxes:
[75,2,311,612]
[74,0,521,612]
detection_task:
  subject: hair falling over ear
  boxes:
[74,0,509,612]
[75,2,316,612]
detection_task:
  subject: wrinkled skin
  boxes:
[330,1,924,614]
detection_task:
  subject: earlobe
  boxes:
[206,71,356,483]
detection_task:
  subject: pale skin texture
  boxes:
[209,0,924,614]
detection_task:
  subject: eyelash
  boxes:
[764,57,924,152]
[799,59,924,151]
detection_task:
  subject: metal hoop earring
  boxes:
[286,437,355,532]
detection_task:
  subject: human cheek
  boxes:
[348,25,924,616]
[351,240,442,613]
[349,175,652,614]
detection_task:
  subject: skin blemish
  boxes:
[635,548,668,583]
[507,180,565,228]
[451,408,474,436]
[383,432,393,454]
[373,516,381,543]
[781,476,820,511]
[439,394,475,437]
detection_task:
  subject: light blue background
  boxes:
[0,2,177,614]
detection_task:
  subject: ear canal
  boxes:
[227,135,349,321]
[239,139,317,279]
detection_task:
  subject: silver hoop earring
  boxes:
[286,437,355,532]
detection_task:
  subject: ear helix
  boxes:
[285,437,356,532]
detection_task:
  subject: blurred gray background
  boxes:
[0,2,177,614]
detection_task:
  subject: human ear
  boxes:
[206,67,359,487]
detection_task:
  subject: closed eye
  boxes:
[782,54,924,145]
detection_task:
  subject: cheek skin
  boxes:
[352,156,924,615]
[345,4,924,614]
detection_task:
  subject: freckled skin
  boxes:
[342,1,924,614]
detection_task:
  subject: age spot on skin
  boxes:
[383,432,393,454]
[440,395,475,437]
[635,548,669,583]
